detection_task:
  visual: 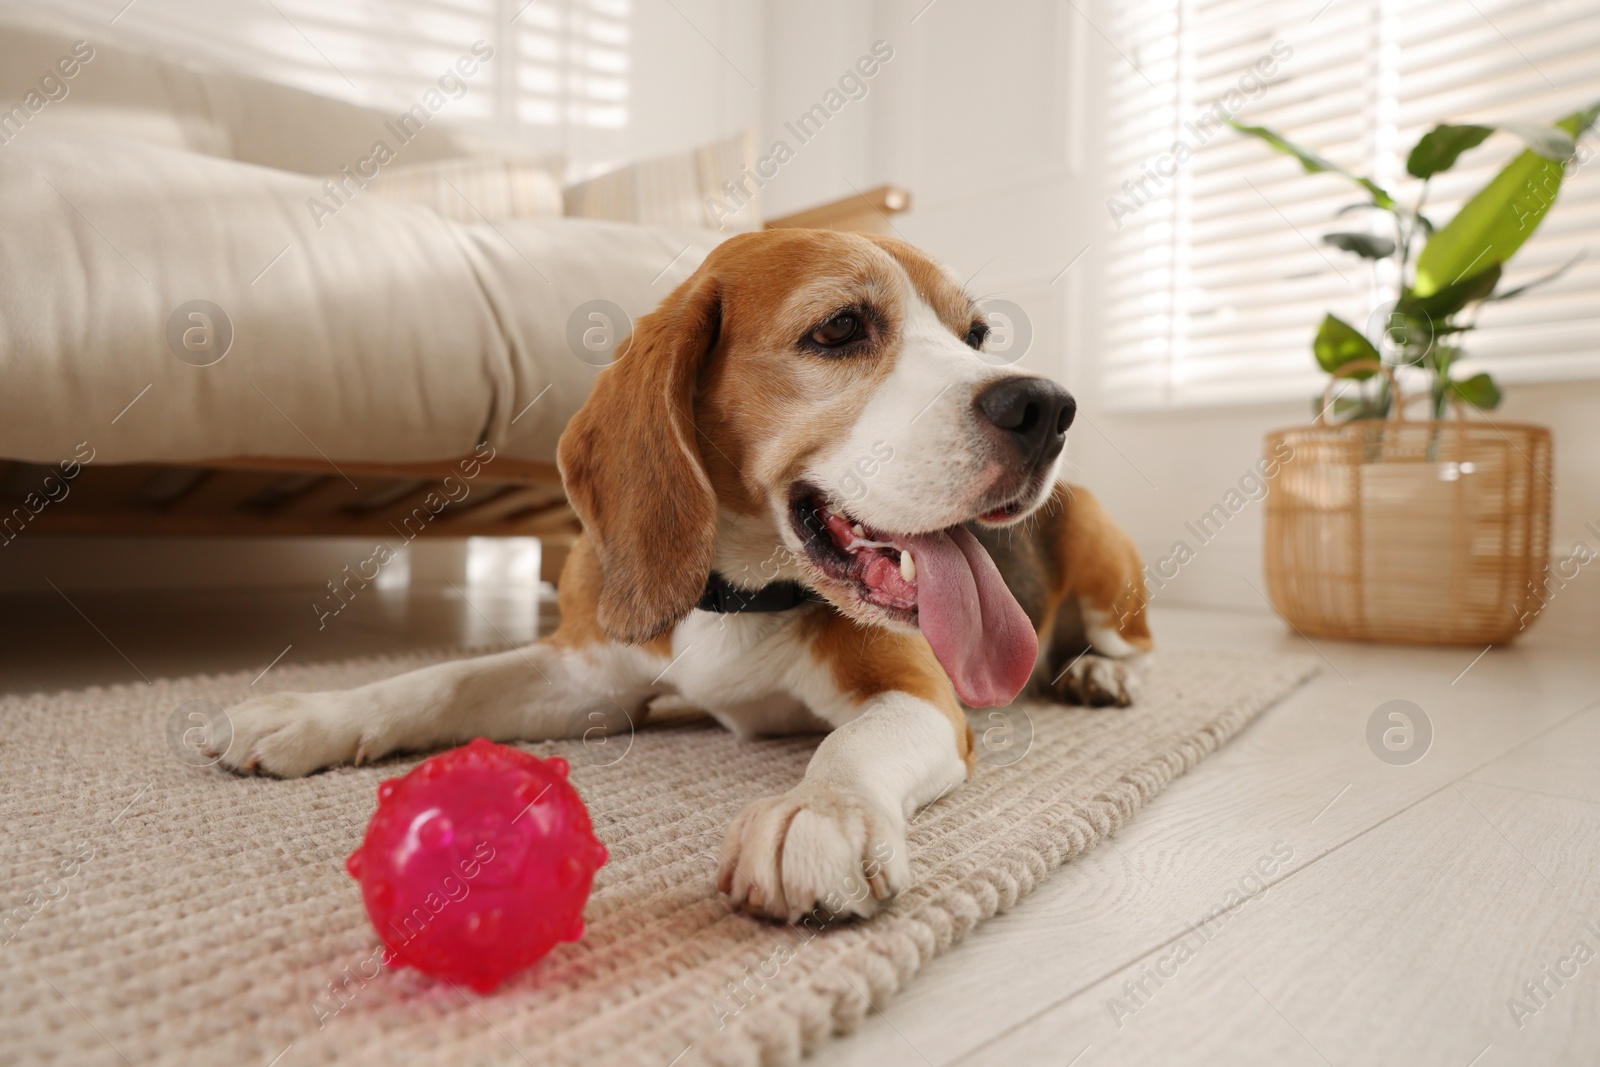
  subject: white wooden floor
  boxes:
[816,600,1600,1067]
[3,579,1595,1066]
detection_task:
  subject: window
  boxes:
[54,0,630,152]
[1100,0,1600,409]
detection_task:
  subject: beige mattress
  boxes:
[0,133,723,470]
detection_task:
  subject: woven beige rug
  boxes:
[1,648,1314,1067]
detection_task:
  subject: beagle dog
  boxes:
[217,229,1152,922]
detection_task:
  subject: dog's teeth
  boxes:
[901,550,916,582]
[851,523,864,537]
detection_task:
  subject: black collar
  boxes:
[697,572,818,614]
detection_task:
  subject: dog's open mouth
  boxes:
[789,486,1038,707]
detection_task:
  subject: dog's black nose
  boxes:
[974,376,1076,464]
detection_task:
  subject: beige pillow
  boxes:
[563,129,760,232]
[368,156,565,223]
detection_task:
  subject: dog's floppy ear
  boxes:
[557,273,722,644]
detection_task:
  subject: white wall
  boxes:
[756,1,877,218]
[618,0,762,174]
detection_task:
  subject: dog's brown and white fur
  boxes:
[217,230,1152,923]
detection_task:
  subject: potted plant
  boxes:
[1231,100,1597,645]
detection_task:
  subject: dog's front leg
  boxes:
[717,691,968,922]
[215,642,660,778]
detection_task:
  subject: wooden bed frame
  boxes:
[6,187,911,583]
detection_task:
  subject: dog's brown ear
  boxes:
[557,274,721,644]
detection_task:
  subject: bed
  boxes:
[0,9,907,581]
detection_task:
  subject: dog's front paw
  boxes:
[214,691,376,777]
[716,786,910,923]
[1052,653,1142,707]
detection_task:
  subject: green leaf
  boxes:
[1497,121,1577,161]
[1324,232,1397,259]
[1449,372,1503,410]
[1312,393,1386,422]
[1407,122,1574,179]
[1415,102,1600,297]
[1390,343,1428,367]
[1399,264,1503,321]
[1555,98,1600,138]
[1229,121,1397,209]
[1313,314,1381,376]
[1407,124,1494,178]
[1490,251,1587,302]
[1230,120,1342,172]
[1413,150,1563,297]
[1411,102,1600,297]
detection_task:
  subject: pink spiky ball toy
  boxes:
[345,738,608,992]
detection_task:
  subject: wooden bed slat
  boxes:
[162,470,288,515]
[11,460,579,543]
[441,485,568,525]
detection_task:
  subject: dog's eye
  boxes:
[965,321,989,350]
[810,311,864,348]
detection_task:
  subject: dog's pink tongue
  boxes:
[905,526,1037,707]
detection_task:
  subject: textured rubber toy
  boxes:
[346,738,607,991]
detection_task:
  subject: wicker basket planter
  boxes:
[1263,364,1552,645]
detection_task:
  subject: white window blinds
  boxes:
[1100,0,1600,409]
[49,0,630,138]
